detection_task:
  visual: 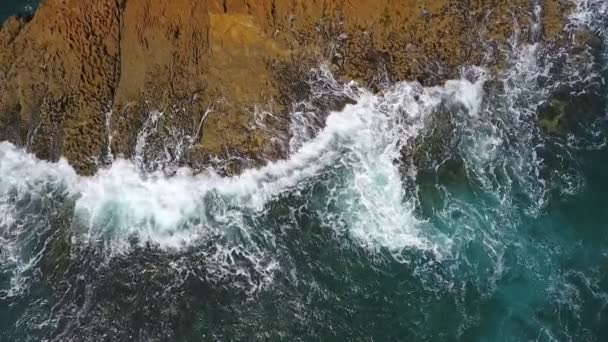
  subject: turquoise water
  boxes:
[1,1,608,341]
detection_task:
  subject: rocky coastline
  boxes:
[0,0,572,175]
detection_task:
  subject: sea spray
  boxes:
[0,76,488,337]
[1,75,486,260]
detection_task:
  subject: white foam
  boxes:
[0,143,77,297]
[0,142,78,193]
[103,107,114,164]
[568,0,608,31]
[0,74,486,275]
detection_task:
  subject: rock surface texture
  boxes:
[0,0,571,174]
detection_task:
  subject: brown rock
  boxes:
[0,0,120,174]
[0,0,573,174]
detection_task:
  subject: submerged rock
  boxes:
[0,0,572,174]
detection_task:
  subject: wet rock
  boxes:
[410,107,466,176]
[573,29,604,54]
[539,85,608,135]
[222,160,242,177]
[0,0,120,174]
[539,98,567,134]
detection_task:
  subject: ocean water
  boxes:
[0,0,38,23]
[1,0,608,341]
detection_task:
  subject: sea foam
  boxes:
[0,74,486,260]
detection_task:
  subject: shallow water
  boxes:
[1,0,608,341]
[0,0,38,23]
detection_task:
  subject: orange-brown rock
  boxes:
[0,0,120,172]
[0,0,573,174]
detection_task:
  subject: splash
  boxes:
[0,75,487,261]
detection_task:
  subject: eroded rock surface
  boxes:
[0,0,572,174]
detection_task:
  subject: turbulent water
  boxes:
[1,1,608,341]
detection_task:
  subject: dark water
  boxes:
[0,0,38,24]
[1,1,608,341]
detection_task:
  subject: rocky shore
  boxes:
[0,0,571,175]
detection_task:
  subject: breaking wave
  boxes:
[0,72,486,267]
[1,0,607,340]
